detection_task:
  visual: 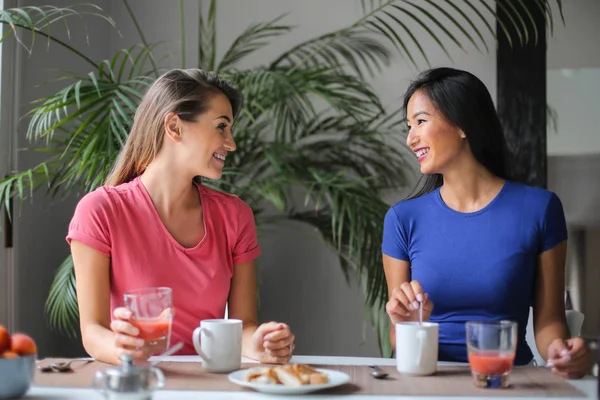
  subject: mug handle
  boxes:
[192,326,211,362]
[415,329,428,366]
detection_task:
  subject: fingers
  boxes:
[388,288,411,316]
[546,338,571,366]
[111,307,146,359]
[547,338,591,379]
[114,332,144,349]
[260,353,292,364]
[264,334,295,351]
[266,346,293,358]
[400,282,417,306]
[110,319,140,337]
[113,307,133,320]
[255,321,286,338]
[409,281,424,302]
[264,327,291,343]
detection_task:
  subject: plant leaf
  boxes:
[217,14,292,72]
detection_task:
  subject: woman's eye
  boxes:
[217,124,227,132]
[417,119,425,125]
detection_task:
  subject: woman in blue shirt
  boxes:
[382,67,591,379]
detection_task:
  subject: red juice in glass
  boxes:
[130,317,172,353]
[466,321,517,389]
[468,351,515,375]
[124,287,173,355]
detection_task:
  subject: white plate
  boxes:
[228,367,350,395]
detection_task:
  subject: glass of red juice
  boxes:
[124,287,173,355]
[466,320,517,389]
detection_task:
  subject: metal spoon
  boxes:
[369,365,389,379]
[51,359,93,372]
[38,358,92,373]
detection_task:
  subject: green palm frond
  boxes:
[45,255,79,338]
[198,0,217,70]
[216,14,292,72]
[224,66,383,142]
[0,163,53,219]
[273,0,562,71]
[271,29,392,79]
[0,4,116,68]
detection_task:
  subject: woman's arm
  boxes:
[226,260,260,359]
[532,240,570,360]
[72,241,143,364]
[533,240,591,378]
[227,260,294,364]
[383,254,411,349]
[383,254,433,349]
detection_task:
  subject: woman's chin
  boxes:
[203,169,223,180]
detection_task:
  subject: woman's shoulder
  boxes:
[388,190,438,214]
[504,180,561,205]
[197,184,253,213]
[74,180,139,214]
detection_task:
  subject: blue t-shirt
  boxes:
[382,180,568,365]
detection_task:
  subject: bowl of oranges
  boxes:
[0,325,37,399]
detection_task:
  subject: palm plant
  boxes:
[0,0,563,356]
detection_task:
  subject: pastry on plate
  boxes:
[244,364,329,386]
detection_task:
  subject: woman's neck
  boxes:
[139,157,199,216]
[439,159,505,213]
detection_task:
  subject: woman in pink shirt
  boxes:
[67,69,295,365]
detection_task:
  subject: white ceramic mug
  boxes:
[395,322,439,376]
[192,319,242,373]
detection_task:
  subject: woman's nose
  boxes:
[224,133,237,152]
[406,129,417,148]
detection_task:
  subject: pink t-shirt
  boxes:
[66,176,261,355]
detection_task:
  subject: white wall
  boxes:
[546,0,600,156]
[547,68,600,156]
[547,0,600,70]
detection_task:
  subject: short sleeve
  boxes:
[66,190,112,256]
[232,198,261,264]
[382,207,410,261]
[539,192,568,253]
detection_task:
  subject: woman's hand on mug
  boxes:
[386,281,433,324]
[251,322,295,364]
[110,307,149,361]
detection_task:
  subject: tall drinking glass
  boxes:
[124,287,173,355]
[466,320,517,389]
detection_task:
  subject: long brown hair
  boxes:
[105,69,242,186]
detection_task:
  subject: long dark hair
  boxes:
[403,67,511,200]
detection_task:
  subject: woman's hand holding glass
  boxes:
[110,307,149,361]
[386,280,434,324]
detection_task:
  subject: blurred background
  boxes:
[0,0,598,359]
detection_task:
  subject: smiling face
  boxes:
[405,89,467,175]
[169,92,237,180]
